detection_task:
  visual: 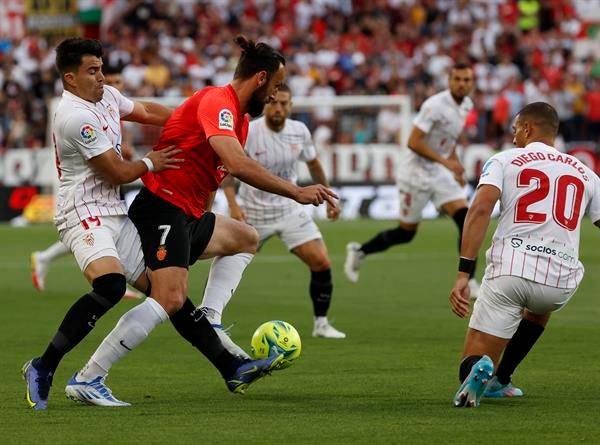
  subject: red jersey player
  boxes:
[67,36,338,405]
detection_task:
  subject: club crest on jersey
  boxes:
[80,125,97,144]
[218,109,234,130]
[82,233,94,247]
[157,245,167,261]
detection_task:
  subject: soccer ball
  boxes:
[250,320,302,369]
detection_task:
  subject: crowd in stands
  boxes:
[1,0,600,151]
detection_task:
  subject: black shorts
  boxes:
[128,187,216,270]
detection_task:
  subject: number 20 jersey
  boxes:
[479,142,600,289]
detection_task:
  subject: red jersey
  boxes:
[143,85,249,218]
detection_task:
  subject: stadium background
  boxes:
[2,0,600,221]
[2,2,600,443]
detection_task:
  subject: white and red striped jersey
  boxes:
[479,142,600,289]
[52,85,134,231]
[400,89,473,179]
[238,117,317,225]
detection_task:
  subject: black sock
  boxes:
[170,298,240,378]
[453,207,477,277]
[310,269,332,317]
[496,319,545,384]
[38,273,125,372]
[360,226,416,255]
[459,355,483,382]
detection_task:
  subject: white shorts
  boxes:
[59,215,145,284]
[397,167,465,223]
[469,275,577,339]
[251,208,322,251]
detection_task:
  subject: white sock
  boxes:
[315,316,328,325]
[200,253,254,325]
[38,241,70,262]
[77,298,168,381]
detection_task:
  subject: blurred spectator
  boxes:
[586,78,600,143]
[1,0,600,151]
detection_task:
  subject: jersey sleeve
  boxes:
[298,123,317,162]
[412,98,437,133]
[477,155,504,192]
[105,85,134,117]
[62,109,113,160]
[587,174,600,223]
[198,90,239,140]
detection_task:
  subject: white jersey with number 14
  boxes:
[52,85,133,231]
[479,142,600,289]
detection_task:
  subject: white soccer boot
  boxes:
[65,373,130,407]
[312,318,346,339]
[468,278,480,301]
[344,242,364,283]
[30,251,49,291]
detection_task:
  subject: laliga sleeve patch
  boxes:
[480,159,493,178]
[80,124,98,144]
[218,109,234,130]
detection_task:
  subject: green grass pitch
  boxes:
[1,218,600,444]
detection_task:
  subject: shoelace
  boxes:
[89,378,114,398]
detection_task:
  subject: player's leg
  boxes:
[197,214,258,327]
[439,174,480,298]
[23,219,128,410]
[67,220,167,406]
[453,276,521,408]
[282,210,346,338]
[344,184,423,283]
[30,240,70,291]
[484,310,550,398]
[485,282,576,398]
[127,191,273,393]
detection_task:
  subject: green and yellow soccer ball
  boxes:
[250,320,302,369]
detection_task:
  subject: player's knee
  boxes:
[149,279,188,314]
[91,273,127,308]
[241,226,259,254]
[309,256,330,272]
[155,293,186,315]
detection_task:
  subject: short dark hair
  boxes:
[233,35,285,81]
[517,102,559,136]
[451,62,472,72]
[278,83,291,95]
[55,38,103,75]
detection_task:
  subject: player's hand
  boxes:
[145,145,184,172]
[295,185,339,207]
[229,203,246,222]
[454,172,466,187]
[449,274,471,318]
[326,200,341,221]
[445,159,465,177]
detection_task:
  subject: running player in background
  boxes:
[222,84,345,339]
[21,37,181,410]
[30,65,140,299]
[344,63,480,296]
[66,36,337,405]
[450,102,600,408]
